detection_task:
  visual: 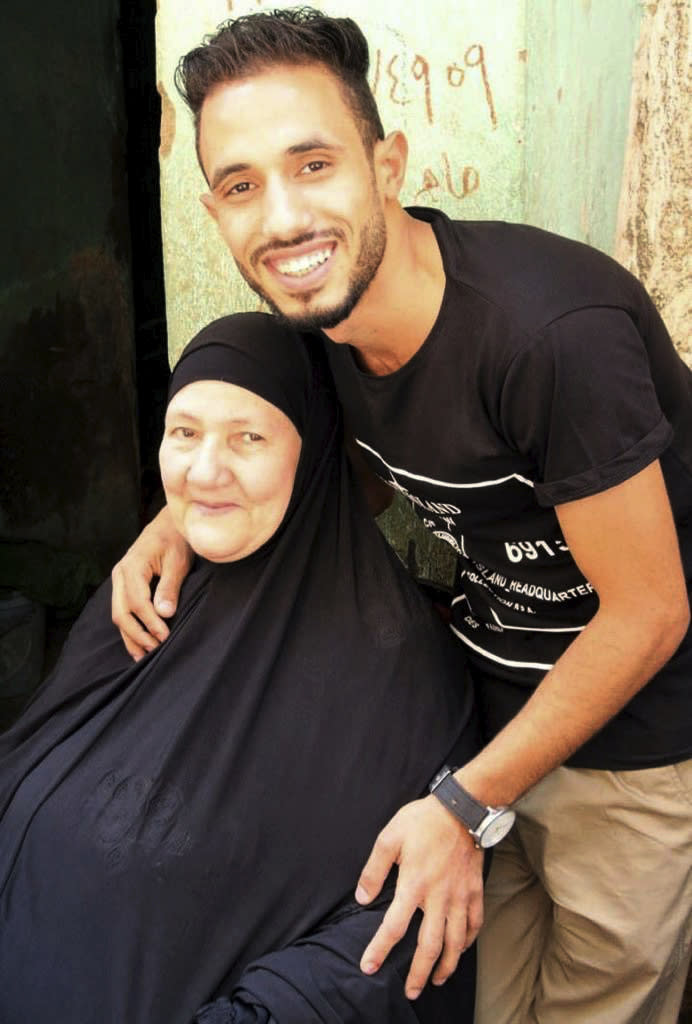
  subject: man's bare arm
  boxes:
[455,458,688,804]
[356,459,689,998]
[111,505,194,659]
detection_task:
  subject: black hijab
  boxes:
[0,314,476,1024]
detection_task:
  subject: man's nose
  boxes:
[187,440,233,486]
[261,176,312,240]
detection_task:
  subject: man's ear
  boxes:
[200,192,219,222]
[373,131,408,199]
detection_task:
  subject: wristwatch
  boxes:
[429,765,516,849]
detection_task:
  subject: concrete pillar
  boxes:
[615,0,691,365]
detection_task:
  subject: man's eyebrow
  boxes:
[286,138,344,156]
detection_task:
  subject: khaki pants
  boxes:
[475,760,692,1024]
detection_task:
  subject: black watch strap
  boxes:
[429,767,487,831]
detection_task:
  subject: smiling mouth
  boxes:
[271,246,334,278]
[192,500,239,515]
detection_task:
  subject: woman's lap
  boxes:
[195,892,475,1024]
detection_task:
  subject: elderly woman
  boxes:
[0,314,478,1023]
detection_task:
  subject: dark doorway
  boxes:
[119,0,170,523]
[1,0,169,724]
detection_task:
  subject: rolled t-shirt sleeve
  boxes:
[499,307,673,507]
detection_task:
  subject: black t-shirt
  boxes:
[325,207,692,770]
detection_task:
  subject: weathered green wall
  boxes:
[523,1,642,249]
[0,1,139,605]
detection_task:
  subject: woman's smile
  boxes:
[190,499,241,515]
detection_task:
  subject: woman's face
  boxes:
[160,379,302,562]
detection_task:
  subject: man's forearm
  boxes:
[455,603,687,809]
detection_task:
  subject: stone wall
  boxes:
[615,0,691,364]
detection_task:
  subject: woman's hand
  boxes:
[111,506,194,659]
[355,794,484,1000]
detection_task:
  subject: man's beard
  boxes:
[236,207,387,332]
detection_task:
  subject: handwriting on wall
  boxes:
[371,44,496,127]
[370,42,496,202]
[415,156,480,201]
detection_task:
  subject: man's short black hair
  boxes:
[175,6,385,166]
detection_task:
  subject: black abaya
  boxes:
[0,315,478,1023]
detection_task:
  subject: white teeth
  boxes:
[275,247,332,277]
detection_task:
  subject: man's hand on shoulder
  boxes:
[111,505,194,660]
[355,794,484,999]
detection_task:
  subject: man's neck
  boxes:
[324,209,445,376]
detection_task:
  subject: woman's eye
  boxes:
[172,426,196,439]
[241,432,264,444]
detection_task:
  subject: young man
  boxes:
[112,10,692,1022]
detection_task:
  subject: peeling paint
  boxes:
[158,80,176,158]
[615,0,691,363]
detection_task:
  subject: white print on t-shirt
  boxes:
[355,439,535,491]
[422,518,468,557]
[505,538,570,562]
[355,436,597,671]
[489,607,584,633]
[507,579,594,602]
[432,530,465,556]
[386,474,462,517]
[450,595,557,670]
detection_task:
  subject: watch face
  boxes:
[479,809,516,848]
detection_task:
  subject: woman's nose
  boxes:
[186,440,233,487]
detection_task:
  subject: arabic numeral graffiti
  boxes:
[462,44,497,129]
[370,42,497,130]
[447,62,465,88]
[412,53,434,124]
[386,53,410,107]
